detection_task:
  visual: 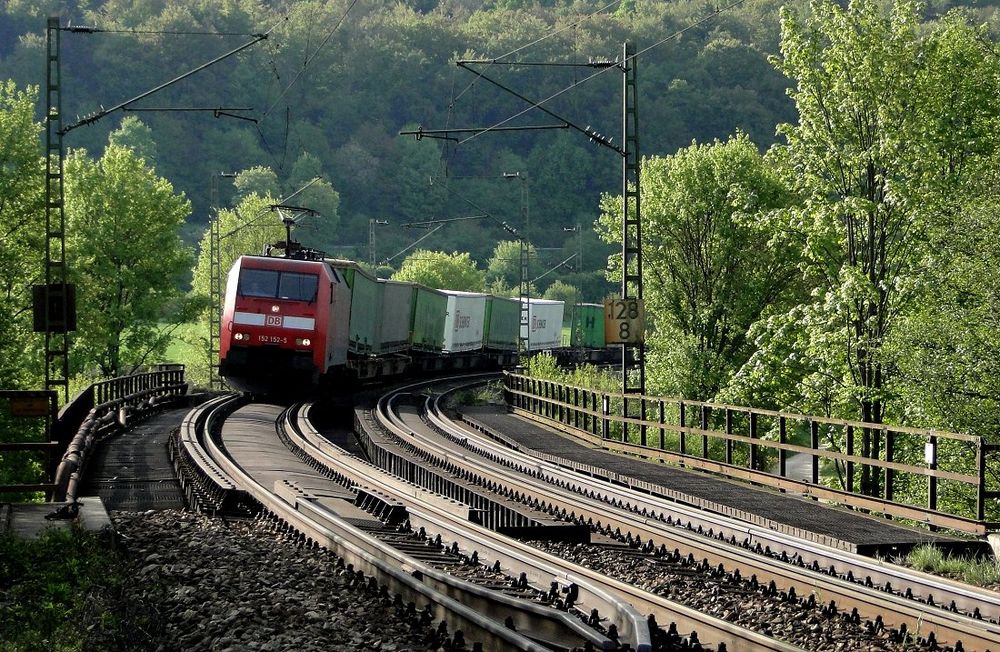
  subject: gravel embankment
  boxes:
[112,510,448,652]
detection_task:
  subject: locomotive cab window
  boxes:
[238,270,318,302]
[278,273,318,302]
[238,269,279,298]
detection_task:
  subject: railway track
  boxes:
[167,376,999,651]
[441,387,1000,628]
[172,392,633,651]
[364,375,999,652]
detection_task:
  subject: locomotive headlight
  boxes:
[271,305,280,313]
[234,332,248,341]
[296,338,312,347]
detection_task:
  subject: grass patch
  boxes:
[0,527,160,651]
[161,321,204,363]
[905,544,1000,588]
[154,320,212,389]
[448,381,505,408]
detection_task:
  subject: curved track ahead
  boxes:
[174,394,621,651]
[165,379,999,652]
[419,378,1000,652]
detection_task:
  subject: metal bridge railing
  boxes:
[0,365,188,502]
[504,372,1000,536]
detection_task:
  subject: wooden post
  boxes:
[976,439,985,522]
[884,427,894,502]
[590,390,596,432]
[749,412,759,471]
[658,400,665,450]
[778,415,787,478]
[725,408,733,465]
[602,394,610,440]
[639,396,647,447]
[679,401,687,456]
[810,420,819,485]
[701,405,710,459]
[927,435,938,518]
[846,425,855,493]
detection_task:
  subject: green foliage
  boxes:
[0,81,43,390]
[191,193,285,306]
[233,166,279,201]
[485,240,537,289]
[525,354,620,394]
[391,249,485,291]
[905,544,1000,588]
[448,380,505,407]
[288,178,341,255]
[542,279,577,304]
[156,319,212,389]
[598,133,796,400]
[0,402,47,501]
[65,144,193,378]
[107,116,157,168]
[755,0,1000,434]
[0,527,160,651]
[0,0,813,266]
[888,156,1000,436]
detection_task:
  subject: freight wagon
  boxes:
[218,253,627,394]
[219,255,529,393]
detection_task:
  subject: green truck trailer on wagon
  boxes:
[562,302,605,348]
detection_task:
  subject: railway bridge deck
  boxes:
[460,405,985,557]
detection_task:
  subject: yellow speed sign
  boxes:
[604,297,645,344]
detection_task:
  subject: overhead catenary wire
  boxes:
[62,26,266,37]
[220,176,322,240]
[261,0,360,121]
[60,25,277,134]
[453,0,751,147]
[383,224,446,264]
[531,253,577,283]
[448,0,623,108]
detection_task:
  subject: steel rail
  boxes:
[287,400,635,651]
[364,378,801,652]
[193,399,561,652]
[433,383,1000,624]
[419,380,1000,651]
[434,384,1000,622]
[171,393,249,513]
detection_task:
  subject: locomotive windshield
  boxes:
[238,269,318,302]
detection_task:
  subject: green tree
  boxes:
[0,81,42,389]
[291,178,341,254]
[598,133,794,400]
[107,115,158,168]
[394,132,447,222]
[769,0,999,491]
[542,279,577,305]
[485,240,537,289]
[233,166,279,201]
[391,249,484,291]
[889,155,1000,437]
[187,194,286,385]
[65,145,192,378]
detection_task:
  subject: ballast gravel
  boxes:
[112,510,448,652]
[533,540,948,652]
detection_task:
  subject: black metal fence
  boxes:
[504,372,1000,536]
[0,365,187,501]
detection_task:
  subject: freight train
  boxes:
[218,253,603,394]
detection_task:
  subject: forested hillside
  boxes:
[2,0,831,268]
[2,0,999,448]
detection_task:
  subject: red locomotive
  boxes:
[219,255,347,393]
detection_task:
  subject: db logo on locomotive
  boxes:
[265,315,284,327]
